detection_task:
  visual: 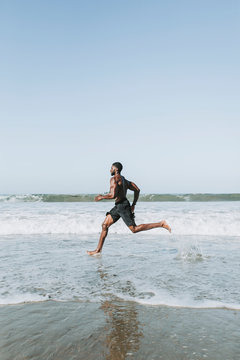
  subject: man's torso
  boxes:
[113,175,129,204]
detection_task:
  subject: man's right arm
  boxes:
[128,181,140,207]
[95,178,117,201]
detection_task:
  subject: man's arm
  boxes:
[95,178,117,201]
[128,181,140,208]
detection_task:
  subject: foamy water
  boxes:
[0,201,240,309]
[0,201,240,236]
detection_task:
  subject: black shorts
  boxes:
[106,199,136,227]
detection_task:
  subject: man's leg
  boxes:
[87,215,114,255]
[128,220,171,233]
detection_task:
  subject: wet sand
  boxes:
[0,300,240,360]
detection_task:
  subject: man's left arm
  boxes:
[95,178,117,201]
[128,181,140,212]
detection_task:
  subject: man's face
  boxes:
[110,165,117,176]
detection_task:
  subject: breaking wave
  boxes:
[0,201,239,236]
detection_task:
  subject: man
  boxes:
[87,162,171,255]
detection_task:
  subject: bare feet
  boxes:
[87,250,101,256]
[161,220,171,233]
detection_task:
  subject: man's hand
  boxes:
[131,205,135,213]
[95,195,103,201]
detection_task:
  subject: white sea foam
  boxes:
[0,201,239,236]
[0,294,47,305]
[0,194,43,202]
[1,296,240,310]
[131,296,240,310]
[1,286,240,310]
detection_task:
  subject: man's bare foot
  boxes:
[161,220,171,233]
[87,250,101,256]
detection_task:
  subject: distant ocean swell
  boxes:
[1,193,240,202]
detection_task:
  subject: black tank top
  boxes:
[115,176,130,204]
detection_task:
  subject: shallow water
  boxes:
[1,233,240,308]
[0,202,240,308]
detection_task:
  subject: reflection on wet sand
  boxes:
[98,265,143,359]
[101,301,143,360]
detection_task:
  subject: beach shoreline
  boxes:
[1,300,240,360]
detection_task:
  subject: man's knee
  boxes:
[102,223,109,231]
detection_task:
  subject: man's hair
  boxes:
[112,162,123,173]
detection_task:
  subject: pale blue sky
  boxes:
[0,0,239,194]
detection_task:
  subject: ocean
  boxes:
[0,195,240,359]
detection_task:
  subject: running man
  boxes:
[87,162,171,255]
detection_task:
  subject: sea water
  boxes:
[0,199,240,309]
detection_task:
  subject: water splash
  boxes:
[175,238,203,261]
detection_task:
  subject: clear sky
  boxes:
[0,0,239,194]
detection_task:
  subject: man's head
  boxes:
[110,162,123,176]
